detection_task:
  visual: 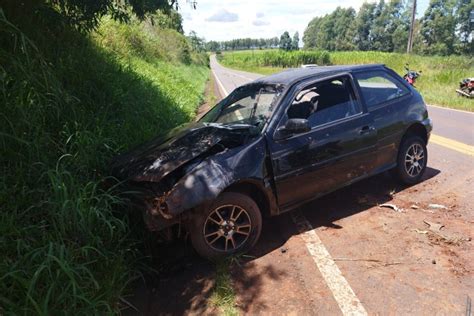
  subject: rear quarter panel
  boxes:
[353,68,429,172]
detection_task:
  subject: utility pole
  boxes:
[407,0,417,54]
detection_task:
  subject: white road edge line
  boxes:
[292,211,368,316]
[212,70,228,97]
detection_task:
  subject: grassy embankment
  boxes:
[0,6,209,314]
[218,50,474,111]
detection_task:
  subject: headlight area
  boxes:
[143,195,180,232]
[138,158,205,232]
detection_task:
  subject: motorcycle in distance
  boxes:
[456,78,474,99]
[403,64,422,87]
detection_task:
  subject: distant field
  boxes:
[218,50,474,111]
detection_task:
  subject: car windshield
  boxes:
[199,84,284,129]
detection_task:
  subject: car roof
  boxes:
[252,64,386,86]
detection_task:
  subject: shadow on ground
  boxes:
[123,168,440,315]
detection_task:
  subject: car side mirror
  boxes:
[276,118,310,139]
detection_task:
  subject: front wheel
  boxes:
[392,135,427,184]
[188,192,262,260]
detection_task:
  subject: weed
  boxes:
[210,259,239,316]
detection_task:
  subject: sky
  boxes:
[179,0,430,42]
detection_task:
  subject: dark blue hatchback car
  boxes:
[112,64,433,259]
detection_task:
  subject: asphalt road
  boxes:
[428,106,474,146]
[207,54,474,315]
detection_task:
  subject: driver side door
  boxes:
[269,75,378,211]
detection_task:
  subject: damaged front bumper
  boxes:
[142,195,181,231]
[140,155,236,231]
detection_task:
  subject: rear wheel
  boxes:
[188,192,262,260]
[392,135,427,184]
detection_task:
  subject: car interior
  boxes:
[287,77,361,127]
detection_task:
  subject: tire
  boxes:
[392,135,427,184]
[188,192,262,260]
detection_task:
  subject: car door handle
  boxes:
[359,126,375,135]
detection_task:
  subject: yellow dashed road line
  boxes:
[430,134,474,157]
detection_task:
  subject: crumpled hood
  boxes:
[111,122,256,182]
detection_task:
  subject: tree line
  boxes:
[204,37,280,51]
[200,31,300,52]
[303,0,473,56]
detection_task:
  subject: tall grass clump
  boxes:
[0,3,208,314]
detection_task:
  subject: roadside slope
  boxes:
[0,6,208,314]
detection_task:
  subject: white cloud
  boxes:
[205,8,239,22]
[180,0,429,42]
[183,12,192,21]
[252,19,270,26]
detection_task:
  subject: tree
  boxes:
[38,0,189,32]
[206,41,220,52]
[353,2,377,50]
[332,7,356,51]
[279,31,292,50]
[188,31,205,52]
[319,14,337,50]
[303,17,320,48]
[391,1,412,52]
[454,0,474,54]
[302,13,334,50]
[300,0,472,55]
[273,37,280,48]
[371,0,391,51]
[302,7,356,51]
[151,9,184,33]
[419,0,457,55]
[370,0,408,52]
[292,32,300,50]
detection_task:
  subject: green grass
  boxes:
[204,71,218,108]
[218,50,474,111]
[0,6,209,314]
[209,260,239,316]
[208,75,218,105]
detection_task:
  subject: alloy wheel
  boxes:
[203,204,252,252]
[404,143,425,177]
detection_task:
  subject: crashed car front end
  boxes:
[112,123,270,232]
[111,82,284,235]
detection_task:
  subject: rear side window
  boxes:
[354,70,410,109]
